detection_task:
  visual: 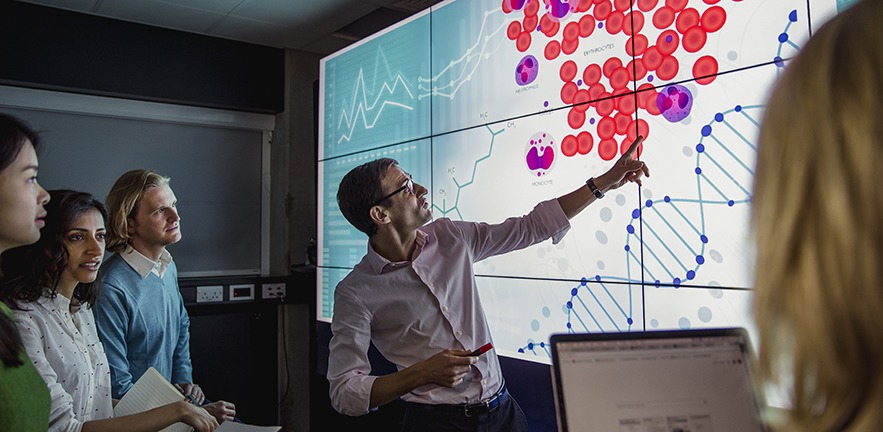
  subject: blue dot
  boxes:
[647,75,654,82]
[632,209,641,219]
[528,342,535,349]
[581,277,587,285]
[696,255,705,264]
[655,280,661,287]
[627,225,635,234]
[566,322,572,329]
[734,105,742,112]
[696,143,705,153]
[537,25,542,32]
[566,301,573,309]
[571,288,578,296]
[645,199,653,208]
[540,342,546,348]
[714,113,724,122]
[595,275,601,282]
[728,200,735,207]
[518,348,525,353]
[598,22,603,29]
[589,117,596,125]
[700,234,708,243]
[627,317,633,325]
[625,245,631,252]
[673,278,681,287]
[695,167,702,175]
[774,56,785,68]
[666,35,673,43]
[664,196,671,203]
[544,101,549,107]
[577,79,583,86]
[789,10,798,22]
[686,270,695,280]
[701,125,712,136]
[778,32,789,43]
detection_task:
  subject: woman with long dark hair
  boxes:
[0,112,51,431]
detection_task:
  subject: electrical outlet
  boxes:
[262,282,286,299]
[196,285,223,303]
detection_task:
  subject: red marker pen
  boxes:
[469,342,493,356]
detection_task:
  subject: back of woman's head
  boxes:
[0,190,107,309]
[753,0,883,429]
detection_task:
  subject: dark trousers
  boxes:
[400,388,529,432]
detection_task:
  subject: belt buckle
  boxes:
[463,389,501,417]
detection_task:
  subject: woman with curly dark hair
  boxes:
[1,189,219,432]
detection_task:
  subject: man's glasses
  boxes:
[372,175,414,207]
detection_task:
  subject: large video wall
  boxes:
[317,0,852,362]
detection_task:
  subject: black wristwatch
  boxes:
[586,177,604,199]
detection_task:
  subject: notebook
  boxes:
[549,328,767,432]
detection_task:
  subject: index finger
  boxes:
[622,135,644,159]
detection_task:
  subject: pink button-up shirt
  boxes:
[328,199,571,415]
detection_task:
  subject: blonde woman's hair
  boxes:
[752,0,883,430]
[105,169,171,253]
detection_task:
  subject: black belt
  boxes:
[406,385,508,418]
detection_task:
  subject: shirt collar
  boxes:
[365,229,429,274]
[119,246,172,279]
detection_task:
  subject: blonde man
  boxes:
[92,169,235,423]
[752,0,883,430]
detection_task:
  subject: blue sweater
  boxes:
[92,253,193,399]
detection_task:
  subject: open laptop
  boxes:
[550,328,768,432]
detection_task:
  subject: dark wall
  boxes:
[0,0,283,113]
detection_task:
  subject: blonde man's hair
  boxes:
[752,0,883,430]
[105,169,171,253]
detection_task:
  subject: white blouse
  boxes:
[14,294,114,432]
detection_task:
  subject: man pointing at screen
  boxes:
[328,136,649,431]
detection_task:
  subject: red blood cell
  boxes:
[665,0,688,12]
[606,11,625,34]
[637,0,659,12]
[598,138,619,161]
[541,14,560,37]
[610,67,630,90]
[623,11,645,36]
[561,134,578,157]
[701,6,726,32]
[583,63,602,85]
[620,137,640,157]
[502,0,512,14]
[636,83,655,109]
[564,21,580,41]
[578,0,594,13]
[656,29,679,55]
[594,1,612,20]
[657,55,679,80]
[525,0,539,15]
[577,131,594,155]
[642,45,663,70]
[703,0,720,4]
[614,112,632,135]
[617,92,637,115]
[693,55,718,85]
[568,108,587,129]
[597,96,615,116]
[676,8,700,33]
[579,14,596,37]
[627,34,649,56]
[682,26,707,53]
[636,119,650,139]
[588,83,606,99]
[653,6,675,29]
[516,32,532,51]
[507,21,522,40]
[524,15,539,32]
[560,60,578,81]
[597,116,616,139]
[561,38,579,55]
[645,95,661,115]
[573,89,591,111]
[603,57,623,77]
[544,40,562,60]
[627,58,647,82]
[614,0,630,12]
[560,81,578,104]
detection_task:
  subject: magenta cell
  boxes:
[525,132,556,176]
[515,55,540,86]
[656,84,694,123]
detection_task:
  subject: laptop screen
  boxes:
[550,328,767,432]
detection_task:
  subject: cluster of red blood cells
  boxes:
[503,0,730,160]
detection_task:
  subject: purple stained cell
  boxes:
[515,55,539,86]
[656,84,694,123]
